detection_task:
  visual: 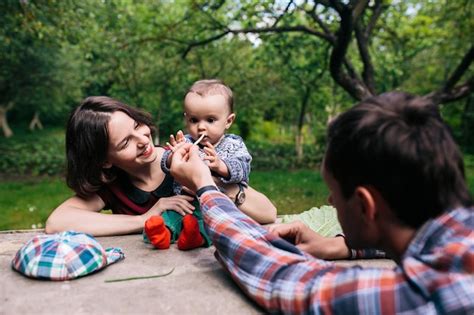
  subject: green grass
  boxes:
[0,170,326,231]
[250,169,328,215]
[1,161,473,231]
[0,177,74,231]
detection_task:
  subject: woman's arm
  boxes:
[45,194,152,236]
[221,183,277,224]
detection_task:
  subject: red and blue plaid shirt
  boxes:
[199,191,474,314]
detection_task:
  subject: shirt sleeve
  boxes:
[198,191,425,314]
[160,149,172,174]
[219,137,252,184]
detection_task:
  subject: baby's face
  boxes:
[184,93,235,145]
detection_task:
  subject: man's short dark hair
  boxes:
[325,91,472,228]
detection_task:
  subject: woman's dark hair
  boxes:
[66,96,156,197]
[325,91,472,228]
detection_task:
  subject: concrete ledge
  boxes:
[0,231,395,314]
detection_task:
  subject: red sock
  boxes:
[177,214,204,250]
[144,216,171,249]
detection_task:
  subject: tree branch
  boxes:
[329,3,372,100]
[271,0,294,28]
[366,0,385,38]
[355,21,375,93]
[305,3,336,44]
[423,78,473,105]
[423,46,473,104]
[182,25,333,58]
[443,46,474,92]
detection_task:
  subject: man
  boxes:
[170,92,473,314]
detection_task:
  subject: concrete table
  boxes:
[0,230,396,314]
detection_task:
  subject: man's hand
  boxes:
[267,221,350,260]
[170,143,216,193]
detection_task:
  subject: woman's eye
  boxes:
[121,140,129,149]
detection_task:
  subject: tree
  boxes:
[0,0,86,137]
[180,0,472,104]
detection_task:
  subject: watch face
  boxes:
[236,191,246,205]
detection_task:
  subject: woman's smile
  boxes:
[140,143,154,158]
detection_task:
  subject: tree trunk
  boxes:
[461,94,474,149]
[0,102,14,138]
[29,111,44,131]
[295,88,311,161]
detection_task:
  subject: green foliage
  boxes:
[0,128,65,176]
[247,140,324,170]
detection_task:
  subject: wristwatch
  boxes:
[234,183,246,206]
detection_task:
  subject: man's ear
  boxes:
[225,113,236,129]
[354,186,377,222]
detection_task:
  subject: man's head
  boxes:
[323,92,471,236]
[183,79,235,144]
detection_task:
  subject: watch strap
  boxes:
[196,185,219,197]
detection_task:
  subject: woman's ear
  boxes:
[354,186,377,222]
[225,113,236,130]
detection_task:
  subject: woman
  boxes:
[45,96,277,237]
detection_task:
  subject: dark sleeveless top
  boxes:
[97,172,174,215]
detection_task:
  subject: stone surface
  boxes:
[0,230,396,314]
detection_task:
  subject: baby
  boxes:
[163,79,251,198]
[144,79,251,250]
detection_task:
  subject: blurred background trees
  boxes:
[1,0,472,150]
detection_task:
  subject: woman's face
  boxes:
[104,111,157,171]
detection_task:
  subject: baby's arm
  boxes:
[204,135,251,184]
[161,130,189,174]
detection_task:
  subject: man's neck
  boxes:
[379,222,417,263]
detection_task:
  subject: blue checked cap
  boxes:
[11,231,125,280]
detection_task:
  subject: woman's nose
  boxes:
[136,132,149,148]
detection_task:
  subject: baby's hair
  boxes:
[186,79,234,113]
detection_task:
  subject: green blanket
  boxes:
[281,205,342,237]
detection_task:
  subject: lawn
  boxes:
[0,169,327,231]
[1,160,473,231]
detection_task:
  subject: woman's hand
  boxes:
[267,220,350,260]
[142,195,195,220]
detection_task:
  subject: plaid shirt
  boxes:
[199,191,474,314]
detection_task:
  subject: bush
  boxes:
[0,129,65,176]
[246,141,324,170]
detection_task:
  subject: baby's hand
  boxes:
[203,142,229,178]
[166,130,186,167]
[167,130,186,149]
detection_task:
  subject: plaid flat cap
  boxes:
[11,231,125,280]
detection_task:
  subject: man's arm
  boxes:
[169,144,420,314]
